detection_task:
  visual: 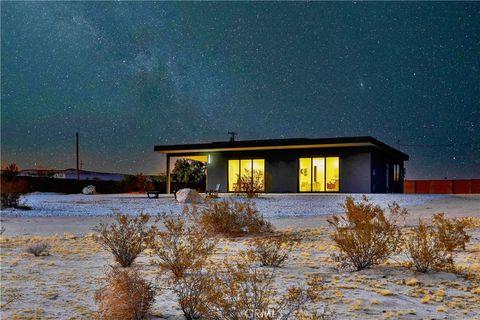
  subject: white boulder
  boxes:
[176,188,202,204]
[82,185,97,195]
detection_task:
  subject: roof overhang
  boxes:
[157,142,374,154]
[155,136,409,160]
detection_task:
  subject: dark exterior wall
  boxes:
[205,147,375,193]
[339,152,371,193]
[206,153,228,192]
[176,146,405,193]
[266,156,298,192]
[206,150,298,193]
[371,150,405,193]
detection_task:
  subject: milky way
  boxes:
[1,2,479,178]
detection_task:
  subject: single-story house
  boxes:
[154,136,408,194]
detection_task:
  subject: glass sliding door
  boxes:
[299,158,312,192]
[325,157,339,192]
[252,159,265,191]
[228,160,240,192]
[240,159,252,178]
[312,158,325,192]
[228,159,265,192]
[299,156,340,192]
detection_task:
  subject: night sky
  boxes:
[1,2,479,179]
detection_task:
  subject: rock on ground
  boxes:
[176,188,202,204]
[82,185,96,195]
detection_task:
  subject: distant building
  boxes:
[155,136,409,194]
[63,169,126,181]
[18,169,57,178]
[18,169,125,182]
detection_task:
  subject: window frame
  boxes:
[227,158,265,192]
[298,156,340,193]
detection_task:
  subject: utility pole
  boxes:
[76,132,80,181]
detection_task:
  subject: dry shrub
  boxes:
[95,213,155,267]
[405,220,454,273]
[149,210,217,320]
[249,233,300,267]
[168,271,211,320]
[200,199,273,237]
[1,163,30,210]
[95,266,155,320]
[328,195,407,271]
[1,181,30,210]
[25,242,50,256]
[0,287,23,310]
[150,211,217,278]
[432,213,471,252]
[234,169,264,198]
[200,251,324,320]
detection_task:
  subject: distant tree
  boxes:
[170,159,206,187]
[1,163,19,181]
[118,174,151,192]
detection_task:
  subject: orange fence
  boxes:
[404,179,480,194]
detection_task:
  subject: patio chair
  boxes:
[206,183,221,197]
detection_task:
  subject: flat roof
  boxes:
[154,136,409,160]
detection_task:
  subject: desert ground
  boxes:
[1,193,479,319]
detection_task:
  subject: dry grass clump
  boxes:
[149,212,217,320]
[94,266,155,320]
[200,199,273,237]
[200,251,325,320]
[25,242,50,256]
[432,213,471,252]
[248,233,299,267]
[94,213,155,267]
[328,195,407,271]
[0,287,23,310]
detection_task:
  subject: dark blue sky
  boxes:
[1,2,479,178]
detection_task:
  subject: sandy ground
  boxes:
[1,194,479,319]
[1,194,479,236]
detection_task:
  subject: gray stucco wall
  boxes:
[184,145,407,193]
[206,153,228,192]
[339,152,371,193]
[266,157,297,192]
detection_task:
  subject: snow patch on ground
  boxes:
[1,192,450,217]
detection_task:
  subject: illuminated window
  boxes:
[228,159,265,192]
[299,157,340,192]
[299,158,312,192]
[326,157,339,192]
[252,159,265,191]
[312,158,325,192]
[228,160,239,192]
